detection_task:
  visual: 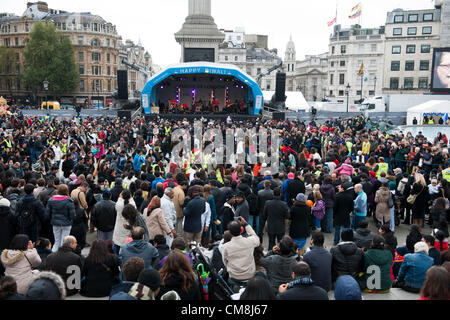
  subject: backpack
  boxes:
[312,200,326,220]
[17,200,36,230]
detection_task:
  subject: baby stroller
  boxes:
[190,243,234,300]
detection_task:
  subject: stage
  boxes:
[144,112,261,122]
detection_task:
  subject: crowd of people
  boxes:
[0,111,449,300]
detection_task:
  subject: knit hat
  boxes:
[295,193,307,203]
[25,271,66,300]
[344,158,351,164]
[288,172,295,180]
[137,269,161,291]
[0,198,10,207]
[334,275,362,300]
[32,163,40,171]
[225,191,235,202]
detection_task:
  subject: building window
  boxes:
[358,44,364,52]
[393,28,402,36]
[394,15,404,23]
[15,37,18,46]
[421,44,431,53]
[108,79,111,91]
[225,56,228,61]
[406,45,416,54]
[79,65,84,75]
[408,14,418,22]
[266,82,271,90]
[78,52,84,61]
[338,90,344,96]
[91,39,99,46]
[287,64,290,72]
[405,60,415,71]
[80,80,84,91]
[392,46,401,54]
[92,66,101,75]
[332,46,335,54]
[16,79,20,90]
[357,90,362,96]
[15,53,19,61]
[391,61,400,71]
[418,77,428,89]
[329,90,333,96]
[420,60,429,70]
[257,68,261,75]
[371,44,377,52]
[340,60,345,67]
[330,74,334,85]
[390,77,399,89]
[234,56,238,61]
[25,24,29,32]
[422,26,432,35]
[339,74,345,85]
[106,53,110,63]
[77,36,83,45]
[331,61,335,67]
[92,52,100,62]
[14,25,17,33]
[62,23,66,31]
[4,38,9,47]
[423,13,433,21]
[340,45,346,54]
[404,77,414,89]
[93,23,98,31]
[369,90,375,96]
[107,39,110,47]
[370,59,377,66]
[407,27,417,35]
[107,66,111,75]
[247,68,251,75]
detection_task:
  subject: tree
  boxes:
[0,46,16,95]
[23,21,79,100]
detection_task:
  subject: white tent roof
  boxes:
[406,100,450,125]
[262,91,309,112]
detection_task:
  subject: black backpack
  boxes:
[17,200,36,230]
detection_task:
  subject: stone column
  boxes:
[189,0,211,16]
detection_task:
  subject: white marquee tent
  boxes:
[406,100,450,125]
[262,91,310,112]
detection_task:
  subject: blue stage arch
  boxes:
[141,62,264,115]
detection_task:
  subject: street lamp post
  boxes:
[43,80,49,109]
[345,83,351,113]
[373,76,377,95]
[96,84,100,110]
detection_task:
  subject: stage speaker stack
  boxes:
[275,72,286,102]
[117,70,129,100]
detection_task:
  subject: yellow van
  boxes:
[41,101,60,110]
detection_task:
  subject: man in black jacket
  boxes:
[286,172,305,207]
[277,261,329,300]
[259,188,290,251]
[330,229,363,284]
[333,182,354,246]
[110,178,124,203]
[90,189,117,241]
[257,181,273,240]
[15,184,46,243]
[45,236,83,296]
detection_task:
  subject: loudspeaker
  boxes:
[273,112,285,121]
[117,110,132,120]
[117,70,128,100]
[275,72,286,102]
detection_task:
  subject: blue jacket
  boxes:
[151,177,165,190]
[353,191,367,216]
[133,154,145,172]
[45,195,76,227]
[183,196,206,233]
[119,239,159,269]
[109,282,136,300]
[397,252,434,289]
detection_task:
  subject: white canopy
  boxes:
[262,91,309,112]
[406,100,450,125]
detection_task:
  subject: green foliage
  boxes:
[23,21,79,95]
[0,46,15,74]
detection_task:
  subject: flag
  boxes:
[327,16,337,27]
[357,63,364,76]
[349,2,362,19]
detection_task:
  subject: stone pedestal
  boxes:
[175,0,224,63]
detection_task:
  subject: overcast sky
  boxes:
[1,0,436,68]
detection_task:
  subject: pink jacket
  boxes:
[94,143,105,159]
[144,208,171,240]
[1,249,42,294]
[335,163,354,177]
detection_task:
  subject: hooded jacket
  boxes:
[375,187,392,222]
[362,249,393,292]
[119,239,159,269]
[259,252,299,290]
[289,203,310,239]
[1,248,42,295]
[320,184,336,209]
[157,273,201,301]
[90,199,117,232]
[46,195,76,227]
[145,207,171,240]
[25,271,66,300]
[353,228,374,250]
[330,241,363,282]
[0,203,15,251]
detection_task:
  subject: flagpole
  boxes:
[361,69,363,102]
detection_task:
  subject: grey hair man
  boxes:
[161,187,177,247]
[352,184,367,230]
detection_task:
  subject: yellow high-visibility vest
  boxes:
[362,141,371,155]
[442,168,450,182]
[216,169,223,184]
[376,163,389,178]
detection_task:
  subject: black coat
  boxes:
[90,200,117,232]
[157,274,201,300]
[0,205,16,251]
[220,204,235,232]
[289,203,311,239]
[257,188,273,215]
[330,242,363,282]
[211,187,226,212]
[277,282,329,300]
[333,189,354,227]
[260,198,289,235]
[410,183,430,219]
[353,228,374,250]
[320,184,336,209]
[45,246,83,296]
[302,246,333,292]
[286,179,305,207]
[80,255,120,297]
